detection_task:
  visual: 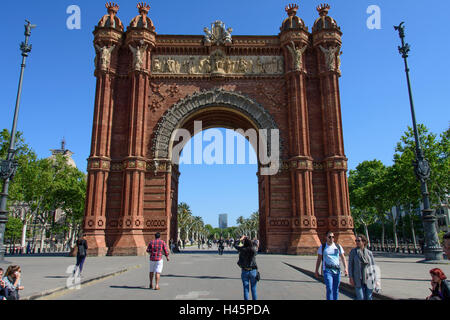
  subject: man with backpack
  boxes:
[315,231,348,300]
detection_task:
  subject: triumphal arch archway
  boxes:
[83,2,355,256]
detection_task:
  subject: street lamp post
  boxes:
[394,22,443,261]
[0,20,36,262]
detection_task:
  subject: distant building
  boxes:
[49,138,77,168]
[219,214,228,229]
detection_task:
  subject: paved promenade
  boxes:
[1,247,448,300]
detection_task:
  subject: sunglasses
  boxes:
[355,240,361,242]
[328,236,335,239]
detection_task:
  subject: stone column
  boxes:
[108,23,156,256]
[313,22,355,249]
[281,31,321,254]
[84,26,122,256]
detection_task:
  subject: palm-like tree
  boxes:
[235,211,259,239]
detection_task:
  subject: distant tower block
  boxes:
[219,214,228,229]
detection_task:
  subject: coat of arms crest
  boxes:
[203,21,233,45]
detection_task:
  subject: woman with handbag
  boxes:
[234,235,259,300]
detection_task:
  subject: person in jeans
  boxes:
[315,231,348,300]
[146,232,170,290]
[74,234,88,276]
[234,235,259,300]
[348,235,379,300]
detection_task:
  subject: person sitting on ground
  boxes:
[3,265,24,300]
[443,232,450,260]
[0,268,8,300]
[426,268,450,301]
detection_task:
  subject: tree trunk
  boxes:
[409,206,417,249]
[381,222,385,247]
[40,223,47,251]
[363,223,371,247]
[392,207,399,249]
[21,221,27,249]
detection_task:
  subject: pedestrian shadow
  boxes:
[44,276,68,279]
[283,263,355,299]
[381,277,429,282]
[177,250,238,255]
[163,274,317,283]
[110,285,150,290]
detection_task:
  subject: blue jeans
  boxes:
[241,269,258,300]
[355,284,373,300]
[76,255,86,273]
[323,269,341,300]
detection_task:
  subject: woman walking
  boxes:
[348,235,379,300]
[74,234,88,276]
[234,235,259,300]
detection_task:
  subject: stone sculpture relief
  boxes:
[94,44,115,71]
[152,54,284,75]
[319,45,340,71]
[287,41,307,71]
[203,20,233,45]
[129,41,148,70]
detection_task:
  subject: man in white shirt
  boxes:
[315,231,348,300]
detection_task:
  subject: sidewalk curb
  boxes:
[22,264,142,300]
[284,263,395,300]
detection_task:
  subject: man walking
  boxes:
[315,231,348,300]
[146,233,170,290]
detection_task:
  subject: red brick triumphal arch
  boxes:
[83,2,355,256]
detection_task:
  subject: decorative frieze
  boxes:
[151,54,284,75]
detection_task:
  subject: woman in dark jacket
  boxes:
[74,234,88,276]
[427,268,450,301]
[234,235,259,300]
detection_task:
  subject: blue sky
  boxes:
[1,1,448,227]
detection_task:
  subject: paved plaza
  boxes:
[1,247,448,300]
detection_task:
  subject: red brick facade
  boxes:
[83,3,355,256]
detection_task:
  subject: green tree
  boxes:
[348,160,388,246]
[5,216,23,244]
[391,125,449,247]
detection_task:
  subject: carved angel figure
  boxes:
[129,41,148,70]
[94,45,115,71]
[319,45,340,71]
[224,27,233,44]
[203,27,213,44]
[287,41,307,71]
